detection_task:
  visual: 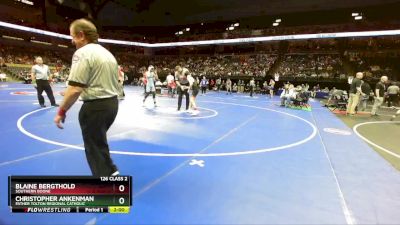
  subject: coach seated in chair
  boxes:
[232,83,238,93]
[326,89,348,111]
[325,89,346,106]
[280,84,296,107]
[292,85,310,107]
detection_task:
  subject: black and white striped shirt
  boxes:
[68,43,119,101]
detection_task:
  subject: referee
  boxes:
[31,57,58,107]
[54,19,120,177]
[175,66,190,111]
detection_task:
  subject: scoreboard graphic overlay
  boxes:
[9,176,132,213]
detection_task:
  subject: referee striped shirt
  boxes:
[68,43,119,101]
[31,64,50,80]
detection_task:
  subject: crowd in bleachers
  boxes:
[345,51,398,79]
[0,44,71,83]
[287,39,337,52]
[277,54,345,79]
[0,34,399,89]
[1,47,391,85]
[345,37,400,51]
[144,54,278,78]
[0,44,69,66]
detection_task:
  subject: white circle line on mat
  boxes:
[17,101,317,157]
[141,106,218,119]
[353,121,400,159]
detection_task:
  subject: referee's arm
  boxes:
[30,67,35,83]
[54,82,84,129]
[55,51,90,129]
[47,67,52,82]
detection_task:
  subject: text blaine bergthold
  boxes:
[15,183,76,189]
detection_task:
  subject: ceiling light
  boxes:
[186,28,190,31]
[273,22,279,26]
[234,23,239,27]
[354,16,363,20]
[228,27,234,30]
[352,13,359,17]
[2,35,24,41]
[275,19,281,23]
[31,40,52,45]
[15,0,34,5]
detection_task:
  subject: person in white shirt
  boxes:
[31,57,58,107]
[280,84,296,107]
[0,72,7,82]
[226,78,232,94]
[200,76,208,95]
[143,65,157,107]
[269,79,275,99]
[249,78,255,97]
[54,19,120,176]
[166,70,175,97]
[274,72,280,82]
[387,82,399,107]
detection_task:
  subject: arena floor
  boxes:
[0,83,399,225]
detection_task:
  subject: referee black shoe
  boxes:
[51,104,59,107]
[40,104,46,108]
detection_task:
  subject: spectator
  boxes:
[387,82,399,107]
[280,84,295,107]
[347,72,365,116]
[232,83,238,93]
[0,72,6,82]
[249,77,255,97]
[226,78,232,94]
[358,81,372,111]
[166,69,175,98]
[269,79,275,98]
[200,76,208,95]
[371,76,388,116]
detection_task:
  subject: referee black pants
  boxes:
[250,86,254,97]
[177,87,189,110]
[79,96,119,176]
[36,80,56,106]
[201,86,207,94]
[388,94,398,107]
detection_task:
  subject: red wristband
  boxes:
[58,108,67,117]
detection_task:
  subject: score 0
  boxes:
[118,184,125,193]
[116,183,128,206]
